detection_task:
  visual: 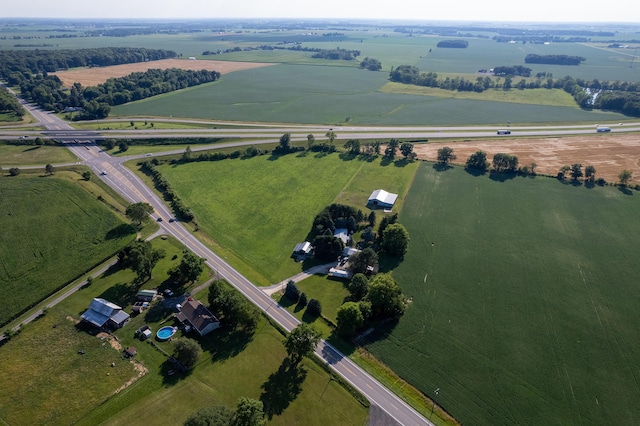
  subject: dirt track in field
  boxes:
[413,133,640,183]
[53,59,275,87]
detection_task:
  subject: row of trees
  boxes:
[140,161,195,222]
[524,54,586,65]
[0,87,25,117]
[311,48,360,60]
[184,397,266,426]
[359,57,382,71]
[436,40,469,48]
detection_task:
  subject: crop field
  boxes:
[112,64,628,125]
[0,175,135,326]
[363,163,640,425]
[157,152,418,286]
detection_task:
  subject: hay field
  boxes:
[53,59,275,87]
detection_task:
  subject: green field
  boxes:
[0,175,135,326]
[156,153,418,286]
[0,236,367,426]
[364,163,640,425]
[0,143,78,167]
[112,64,628,125]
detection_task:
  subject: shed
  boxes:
[81,298,130,329]
[368,189,398,209]
[137,289,157,302]
[293,241,312,255]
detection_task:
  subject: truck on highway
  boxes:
[497,129,511,135]
[596,127,611,132]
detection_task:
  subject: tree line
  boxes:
[390,64,640,116]
[0,87,24,117]
[311,48,360,60]
[436,40,468,48]
[524,54,586,65]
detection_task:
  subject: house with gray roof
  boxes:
[176,299,220,336]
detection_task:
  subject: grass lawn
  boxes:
[364,163,640,425]
[380,83,579,107]
[0,173,136,326]
[0,143,78,167]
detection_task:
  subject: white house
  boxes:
[368,189,398,209]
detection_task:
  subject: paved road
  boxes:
[10,94,432,425]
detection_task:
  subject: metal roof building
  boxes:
[368,189,398,209]
[81,298,130,329]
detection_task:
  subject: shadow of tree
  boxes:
[260,358,307,419]
[380,156,393,167]
[144,303,174,323]
[464,167,487,177]
[199,326,255,363]
[618,185,633,196]
[161,356,194,386]
[432,163,452,172]
[338,152,358,161]
[99,282,138,307]
[106,223,137,240]
[488,171,517,182]
[100,262,123,278]
[393,158,411,167]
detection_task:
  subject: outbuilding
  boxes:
[367,189,398,209]
[81,298,130,329]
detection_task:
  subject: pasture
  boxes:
[364,163,640,425]
[0,174,135,326]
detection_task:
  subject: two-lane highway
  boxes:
[13,94,433,424]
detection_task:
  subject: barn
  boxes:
[367,189,398,209]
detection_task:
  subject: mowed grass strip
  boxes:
[364,163,640,425]
[0,143,77,167]
[380,82,578,107]
[0,176,135,325]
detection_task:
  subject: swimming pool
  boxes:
[156,326,177,341]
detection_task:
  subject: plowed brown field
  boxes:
[414,133,640,183]
[53,59,274,87]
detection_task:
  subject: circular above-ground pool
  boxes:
[156,326,177,341]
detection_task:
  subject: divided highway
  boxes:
[15,98,432,425]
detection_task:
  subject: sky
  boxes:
[2,0,639,23]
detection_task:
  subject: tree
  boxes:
[45,163,55,175]
[325,130,336,144]
[105,139,116,150]
[619,169,633,186]
[285,280,300,302]
[306,133,315,149]
[336,302,365,337]
[436,146,456,165]
[558,165,571,179]
[306,299,322,317]
[570,163,583,180]
[348,248,378,275]
[184,405,234,426]
[284,323,322,365]
[8,167,20,176]
[172,249,205,284]
[233,397,266,426]
[348,273,370,301]
[368,210,376,227]
[312,234,343,261]
[125,202,154,226]
[465,151,489,172]
[367,273,406,318]
[399,142,415,160]
[208,280,260,330]
[279,132,291,151]
[82,170,91,180]
[492,153,519,173]
[585,165,596,182]
[384,138,399,159]
[344,139,361,154]
[118,140,129,152]
[182,145,193,161]
[381,223,410,257]
[124,240,166,282]
[173,338,202,369]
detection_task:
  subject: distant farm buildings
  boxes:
[368,189,398,210]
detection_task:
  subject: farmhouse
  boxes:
[368,189,398,209]
[176,299,220,336]
[334,228,350,245]
[81,298,130,329]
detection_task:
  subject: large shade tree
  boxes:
[284,323,322,366]
[125,202,154,226]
